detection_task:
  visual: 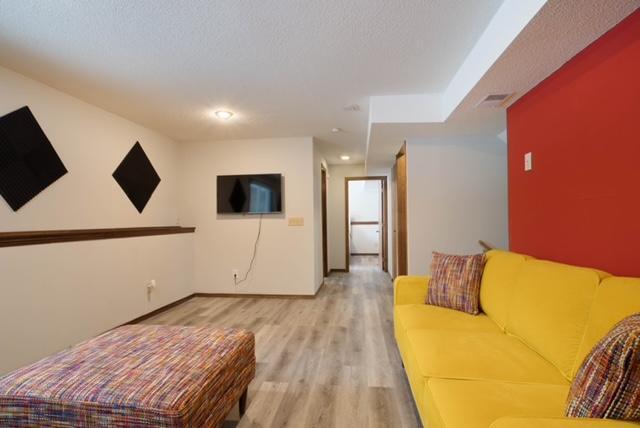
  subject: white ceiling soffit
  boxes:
[366,0,640,170]
[367,0,546,126]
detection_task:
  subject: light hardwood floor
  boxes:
[139,256,420,427]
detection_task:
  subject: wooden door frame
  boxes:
[395,143,408,276]
[344,176,388,273]
[321,165,329,277]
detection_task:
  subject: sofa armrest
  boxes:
[393,275,430,306]
[490,416,640,428]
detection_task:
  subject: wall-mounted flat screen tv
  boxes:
[217,174,283,214]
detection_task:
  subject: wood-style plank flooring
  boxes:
[139,255,420,427]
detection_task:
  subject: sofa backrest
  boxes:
[479,250,530,331]
[571,276,640,378]
[505,259,608,379]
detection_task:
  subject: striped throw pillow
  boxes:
[566,313,640,420]
[426,252,485,315]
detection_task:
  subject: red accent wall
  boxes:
[507,9,640,277]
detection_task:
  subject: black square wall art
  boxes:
[112,142,160,213]
[0,106,68,211]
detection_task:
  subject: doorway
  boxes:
[344,176,388,272]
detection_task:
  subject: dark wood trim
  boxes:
[395,142,408,276]
[321,165,329,277]
[0,226,196,248]
[125,280,327,326]
[329,268,348,273]
[479,240,496,252]
[350,220,379,225]
[382,176,388,272]
[344,176,389,273]
[351,252,379,256]
[124,293,196,325]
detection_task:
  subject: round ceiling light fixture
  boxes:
[214,110,234,120]
[340,155,350,161]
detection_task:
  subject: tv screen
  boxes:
[217,174,282,214]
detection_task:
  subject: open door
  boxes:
[394,143,408,276]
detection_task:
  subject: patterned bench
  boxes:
[0,324,255,427]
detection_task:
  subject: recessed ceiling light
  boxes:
[332,127,341,133]
[214,110,234,120]
[340,155,350,161]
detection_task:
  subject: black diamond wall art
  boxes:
[0,106,68,211]
[112,142,160,213]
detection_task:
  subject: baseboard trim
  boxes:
[329,268,348,273]
[124,293,196,325]
[126,282,328,325]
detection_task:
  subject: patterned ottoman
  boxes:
[0,325,255,427]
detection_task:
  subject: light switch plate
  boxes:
[288,217,304,226]
[524,152,533,172]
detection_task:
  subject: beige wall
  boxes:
[406,137,508,275]
[0,66,193,374]
[326,164,365,270]
[178,137,322,295]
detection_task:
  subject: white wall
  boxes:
[327,164,365,270]
[179,137,321,296]
[0,66,194,374]
[406,137,508,275]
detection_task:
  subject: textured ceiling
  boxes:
[366,0,640,170]
[0,0,503,164]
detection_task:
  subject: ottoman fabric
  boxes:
[0,324,255,427]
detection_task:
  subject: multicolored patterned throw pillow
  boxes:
[566,313,640,420]
[426,252,485,315]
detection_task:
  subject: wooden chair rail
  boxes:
[479,240,496,252]
[0,226,196,248]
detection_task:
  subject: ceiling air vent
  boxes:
[476,93,514,108]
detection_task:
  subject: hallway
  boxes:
[139,265,419,427]
[350,254,382,272]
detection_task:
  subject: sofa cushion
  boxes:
[480,250,530,331]
[395,304,501,334]
[567,314,640,420]
[423,378,569,428]
[394,304,500,422]
[406,329,568,385]
[506,260,607,379]
[427,252,485,314]
[394,275,429,306]
[394,319,430,422]
[572,277,640,378]
[490,416,640,428]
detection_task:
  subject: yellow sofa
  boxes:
[394,250,640,428]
